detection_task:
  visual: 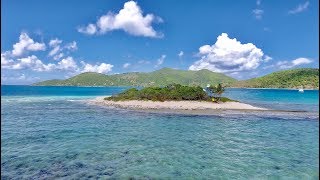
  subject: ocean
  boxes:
[1,85,319,179]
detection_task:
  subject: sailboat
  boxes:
[298,86,304,93]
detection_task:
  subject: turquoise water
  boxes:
[1,85,319,179]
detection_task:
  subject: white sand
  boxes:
[88,97,267,111]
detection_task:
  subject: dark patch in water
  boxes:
[128,176,153,180]
[9,155,18,159]
[292,159,303,164]
[71,162,86,169]
[33,158,42,162]
[173,171,182,176]
[37,169,53,177]
[124,150,129,155]
[121,150,130,158]
[273,166,281,170]
[65,152,79,160]
[1,175,11,180]
[14,163,25,170]
[87,175,94,178]
[136,158,143,163]
[102,170,114,176]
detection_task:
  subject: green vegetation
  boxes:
[33,67,319,89]
[231,68,319,89]
[105,84,235,102]
[207,83,226,102]
[33,68,236,87]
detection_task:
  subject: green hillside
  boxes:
[231,68,319,89]
[33,68,236,87]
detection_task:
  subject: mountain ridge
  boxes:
[231,68,319,89]
[33,67,319,89]
[33,68,236,87]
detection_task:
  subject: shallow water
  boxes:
[1,85,319,179]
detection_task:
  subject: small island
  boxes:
[90,84,267,111]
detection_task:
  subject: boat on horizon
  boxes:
[298,86,304,93]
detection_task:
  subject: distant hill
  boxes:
[33,68,236,87]
[231,68,319,89]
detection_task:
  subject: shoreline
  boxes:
[88,97,268,111]
[86,97,319,118]
[227,87,319,90]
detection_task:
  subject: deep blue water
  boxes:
[1,85,319,179]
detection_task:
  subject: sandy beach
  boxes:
[88,97,267,111]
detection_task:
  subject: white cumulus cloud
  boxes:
[81,61,114,74]
[1,51,14,67]
[57,57,78,71]
[8,55,55,72]
[49,38,62,47]
[78,1,163,37]
[12,33,46,57]
[78,24,97,35]
[289,1,309,14]
[277,57,312,69]
[189,33,264,73]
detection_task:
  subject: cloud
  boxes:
[277,58,312,69]
[256,0,261,6]
[53,53,64,60]
[1,73,40,84]
[292,57,312,65]
[123,63,131,68]
[49,38,62,47]
[17,74,26,80]
[1,52,114,74]
[48,38,62,57]
[49,46,61,57]
[252,9,264,19]
[57,57,78,71]
[78,1,163,37]
[12,33,46,57]
[263,55,272,62]
[48,38,77,60]
[65,41,77,51]
[81,61,113,73]
[289,1,309,14]
[138,60,151,64]
[2,33,112,75]
[1,51,14,67]
[178,51,184,57]
[6,55,55,72]
[189,33,264,73]
[78,24,97,35]
[155,54,166,67]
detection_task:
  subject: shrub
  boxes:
[105,84,236,102]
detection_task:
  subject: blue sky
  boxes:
[1,0,319,84]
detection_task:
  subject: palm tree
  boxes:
[207,83,225,102]
[214,83,225,101]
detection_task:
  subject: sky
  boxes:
[1,0,319,84]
